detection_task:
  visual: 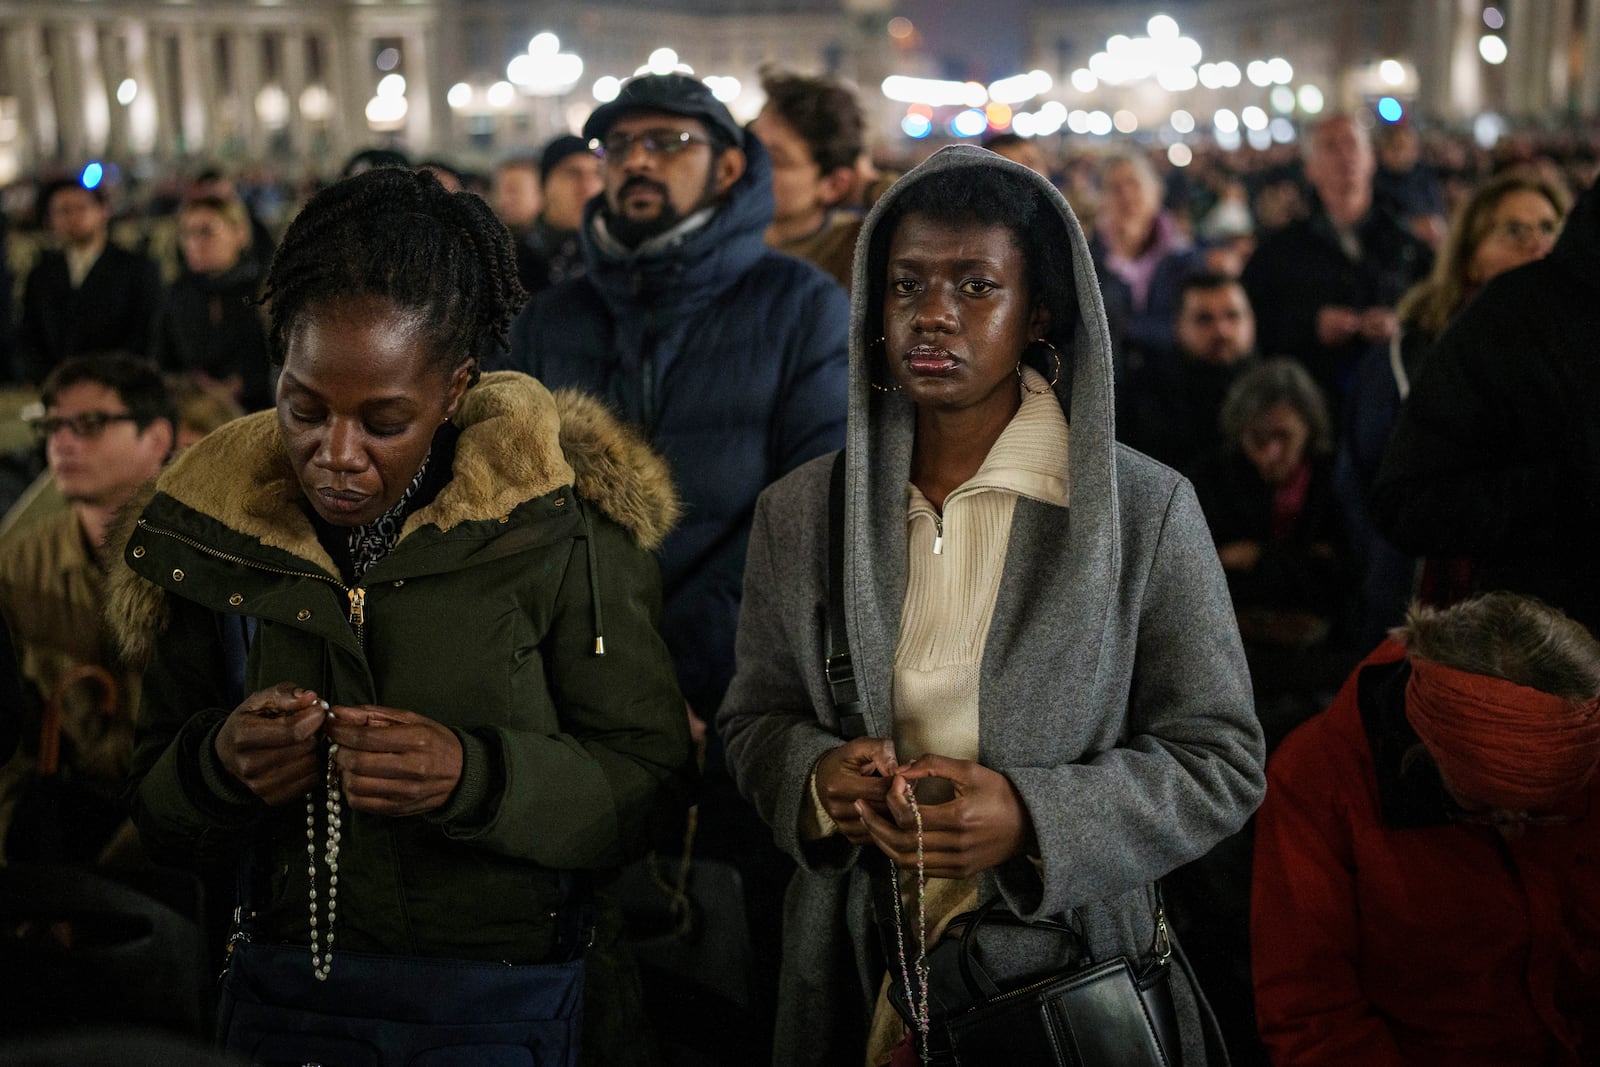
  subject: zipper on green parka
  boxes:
[136,517,367,644]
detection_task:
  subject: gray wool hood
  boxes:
[840,144,1121,740]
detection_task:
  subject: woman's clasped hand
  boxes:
[850,753,1032,880]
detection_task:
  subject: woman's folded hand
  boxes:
[857,754,1032,879]
[814,737,898,844]
[326,705,464,816]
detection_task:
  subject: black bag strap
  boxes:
[825,451,866,740]
[951,897,1086,1001]
[948,884,1170,1004]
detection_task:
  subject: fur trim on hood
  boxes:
[106,371,678,664]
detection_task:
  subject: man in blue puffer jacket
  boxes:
[504,72,850,1059]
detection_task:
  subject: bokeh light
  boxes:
[952,109,988,137]
[486,81,515,108]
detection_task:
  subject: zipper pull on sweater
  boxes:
[933,515,944,555]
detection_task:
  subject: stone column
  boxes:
[120,19,159,158]
[345,24,374,153]
[231,29,264,160]
[146,25,176,161]
[1445,0,1483,121]
[7,19,56,167]
[402,28,433,153]
[1416,0,1454,121]
[1546,0,1576,115]
[1583,0,1600,117]
[174,25,210,156]
[1504,0,1541,118]
[281,29,310,160]
[48,22,86,160]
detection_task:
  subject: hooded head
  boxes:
[838,145,1122,728]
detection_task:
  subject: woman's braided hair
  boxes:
[263,165,526,386]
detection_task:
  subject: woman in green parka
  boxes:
[109,166,695,1065]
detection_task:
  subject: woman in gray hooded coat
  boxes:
[717,145,1264,1065]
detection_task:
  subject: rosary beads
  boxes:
[307,741,342,981]
[888,781,931,1063]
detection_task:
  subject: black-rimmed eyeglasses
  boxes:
[589,129,713,160]
[30,411,139,440]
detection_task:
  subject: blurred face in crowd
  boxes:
[1177,284,1256,366]
[45,382,171,508]
[599,110,745,246]
[542,152,603,233]
[1469,188,1562,285]
[751,106,852,239]
[1242,402,1311,488]
[989,139,1051,180]
[1306,116,1375,225]
[48,186,108,250]
[178,204,250,276]
[492,163,542,231]
[1101,158,1162,235]
[1378,126,1420,172]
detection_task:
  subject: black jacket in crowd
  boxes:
[1242,198,1431,407]
[1372,175,1600,634]
[152,261,272,411]
[17,243,163,384]
[1121,354,1256,472]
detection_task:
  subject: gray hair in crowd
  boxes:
[1398,593,1600,702]
[1218,357,1333,455]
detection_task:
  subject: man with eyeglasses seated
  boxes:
[504,72,849,1062]
[0,353,174,866]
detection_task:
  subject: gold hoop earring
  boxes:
[868,336,901,392]
[1018,338,1061,395]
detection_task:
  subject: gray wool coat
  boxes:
[716,145,1265,1067]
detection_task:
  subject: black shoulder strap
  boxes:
[825,451,866,740]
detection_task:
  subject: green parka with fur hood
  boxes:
[110,371,694,965]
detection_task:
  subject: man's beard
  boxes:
[604,171,719,248]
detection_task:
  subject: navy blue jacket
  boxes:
[504,136,850,709]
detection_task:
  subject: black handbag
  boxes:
[889,896,1181,1067]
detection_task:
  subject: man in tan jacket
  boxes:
[0,353,173,863]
